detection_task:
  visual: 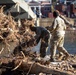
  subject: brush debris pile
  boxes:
[0,7,17,44]
[19,19,36,47]
[0,6,76,75]
[0,6,37,56]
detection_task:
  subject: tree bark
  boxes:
[0,57,75,75]
[13,58,74,75]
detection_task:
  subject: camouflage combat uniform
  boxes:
[47,16,69,61]
[30,26,50,58]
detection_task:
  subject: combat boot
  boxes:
[50,57,57,62]
[64,53,70,60]
[57,53,64,61]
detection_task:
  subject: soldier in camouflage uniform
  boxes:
[30,25,50,58]
[46,10,70,62]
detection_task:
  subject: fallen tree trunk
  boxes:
[0,57,75,75]
[18,61,73,75]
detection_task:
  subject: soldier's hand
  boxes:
[45,26,50,30]
[70,24,76,28]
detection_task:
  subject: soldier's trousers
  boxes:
[50,35,69,59]
[40,34,50,58]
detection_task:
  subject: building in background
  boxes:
[28,0,75,18]
[28,1,41,18]
[28,0,52,18]
[41,1,51,18]
[55,0,76,18]
[70,1,76,18]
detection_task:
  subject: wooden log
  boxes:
[0,57,75,75]
[13,58,75,75]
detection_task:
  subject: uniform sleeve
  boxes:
[53,19,58,29]
[46,19,58,33]
[59,15,74,28]
[35,28,41,39]
[61,19,66,30]
[50,19,58,33]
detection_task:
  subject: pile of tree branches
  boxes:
[0,6,76,75]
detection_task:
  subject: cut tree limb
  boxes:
[14,58,75,75]
[0,56,75,75]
